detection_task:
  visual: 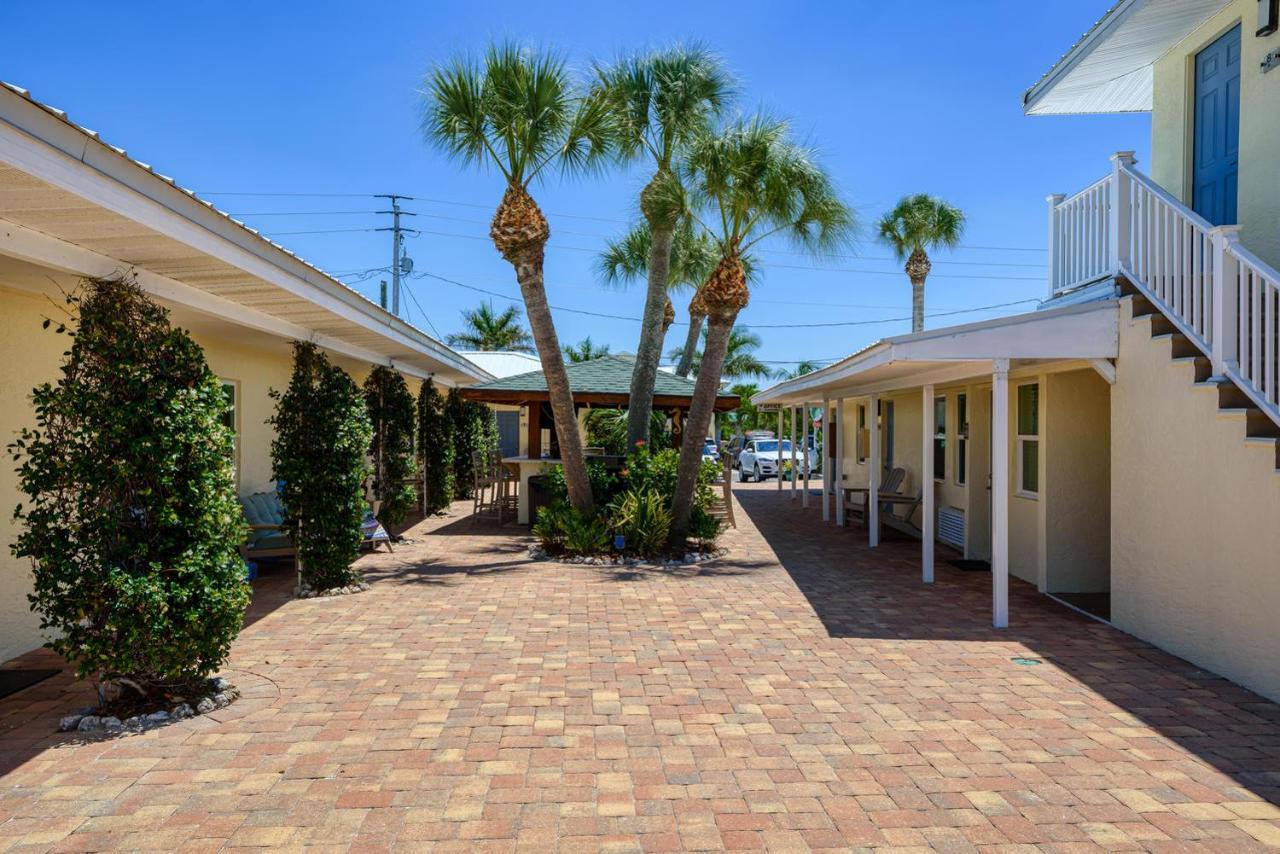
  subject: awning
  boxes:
[1023,0,1229,116]
[753,301,1120,406]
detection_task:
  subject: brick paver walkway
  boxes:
[1,481,1279,851]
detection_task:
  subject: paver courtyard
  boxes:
[1,482,1278,851]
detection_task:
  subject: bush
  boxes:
[269,342,373,591]
[687,506,724,547]
[530,500,570,551]
[545,460,619,507]
[417,379,455,513]
[8,277,249,691]
[447,389,497,498]
[623,445,718,513]
[609,489,671,557]
[531,500,609,556]
[363,365,417,526]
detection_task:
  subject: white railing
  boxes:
[1048,152,1280,427]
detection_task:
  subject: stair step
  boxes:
[1171,355,1214,382]
[1150,332,1200,359]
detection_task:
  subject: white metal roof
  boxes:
[0,80,491,384]
[455,351,543,378]
[1023,0,1228,115]
[752,300,1120,406]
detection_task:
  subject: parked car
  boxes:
[701,438,720,466]
[737,437,815,482]
[725,430,774,466]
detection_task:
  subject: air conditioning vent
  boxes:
[938,505,965,549]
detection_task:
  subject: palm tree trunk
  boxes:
[670,311,736,542]
[625,222,675,449]
[911,278,925,333]
[674,310,704,377]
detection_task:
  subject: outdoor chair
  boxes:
[239,491,296,567]
[842,466,906,526]
[472,449,499,516]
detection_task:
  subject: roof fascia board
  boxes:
[0,218,432,381]
[1023,0,1146,114]
[0,103,487,382]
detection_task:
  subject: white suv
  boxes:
[737,438,813,482]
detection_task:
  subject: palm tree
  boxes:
[669,115,854,540]
[593,45,733,449]
[446,301,535,353]
[776,359,821,380]
[876,194,966,334]
[599,218,723,377]
[423,43,614,514]
[563,336,611,363]
[668,326,772,381]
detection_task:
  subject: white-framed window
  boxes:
[856,403,868,463]
[1016,382,1040,497]
[933,395,946,482]
[955,393,968,486]
[220,380,240,484]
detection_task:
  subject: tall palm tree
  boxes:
[598,218,722,377]
[668,326,772,381]
[776,359,820,380]
[563,336,611,363]
[423,43,614,514]
[593,45,733,449]
[669,115,854,540]
[446,301,535,352]
[876,194,966,334]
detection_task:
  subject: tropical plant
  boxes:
[876,194,966,333]
[564,336,611,363]
[270,342,374,591]
[593,44,733,448]
[669,325,773,381]
[530,500,570,551]
[8,276,249,694]
[562,509,612,556]
[609,489,671,556]
[363,365,418,526]
[669,115,854,541]
[424,42,613,515]
[545,459,621,508]
[687,505,723,547]
[599,218,726,378]
[417,378,455,513]
[584,407,670,455]
[777,360,821,380]
[446,301,535,353]
[445,388,498,499]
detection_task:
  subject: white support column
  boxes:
[921,384,935,582]
[991,359,1010,629]
[834,399,846,527]
[789,407,798,500]
[776,408,784,493]
[1046,193,1065,298]
[1109,151,1135,273]
[801,404,810,508]
[868,394,880,547]
[1209,224,1243,379]
[821,396,830,521]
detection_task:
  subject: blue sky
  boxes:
[2,1,1150,375]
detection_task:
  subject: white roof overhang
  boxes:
[752,300,1120,407]
[0,82,490,385]
[1023,0,1229,116]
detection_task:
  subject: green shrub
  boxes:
[417,379,455,513]
[687,505,724,547]
[531,500,570,551]
[447,389,497,498]
[8,277,249,691]
[363,365,417,526]
[545,460,619,507]
[623,445,717,511]
[269,342,373,591]
[562,510,611,556]
[609,489,671,556]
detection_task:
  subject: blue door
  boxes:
[495,410,520,458]
[1193,25,1240,225]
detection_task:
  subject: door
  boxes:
[495,410,519,458]
[1192,25,1240,226]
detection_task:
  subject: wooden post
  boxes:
[922,385,935,582]
[527,403,541,459]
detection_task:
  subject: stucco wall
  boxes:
[1151,0,1280,268]
[1044,369,1111,594]
[1111,297,1280,702]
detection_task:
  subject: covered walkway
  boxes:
[0,483,1277,850]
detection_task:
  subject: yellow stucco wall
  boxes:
[0,283,432,664]
[1044,369,1111,594]
[1151,0,1280,268]
[1111,296,1280,702]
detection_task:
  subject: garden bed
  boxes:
[58,676,240,734]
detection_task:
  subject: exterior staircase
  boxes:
[1050,153,1280,473]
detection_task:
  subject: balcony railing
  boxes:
[1048,153,1279,427]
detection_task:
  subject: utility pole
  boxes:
[374,194,417,318]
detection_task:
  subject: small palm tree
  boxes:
[563,336,611,363]
[593,45,733,448]
[877,194,966,334]
[669,326,772,381]
[446,301,535,353]
[669,115,854,539]
[599,218,723,377]
[776,360,821,380]
[423,43,614,514]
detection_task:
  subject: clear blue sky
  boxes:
[2,1,1149,374]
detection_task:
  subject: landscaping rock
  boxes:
[101,716,123,732]
[195,697,216,715]
[58,715,83,732]
[171,703,193,720]
[76,716,101,732]
[144,711,170,725]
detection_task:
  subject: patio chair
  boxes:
[361,509,394,552]
[842,466,905,526]
[472,449,498,516]
[239,491,296,567]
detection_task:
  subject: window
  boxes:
[220,380,240,483]
[1017,383,1040,496]
[856,403,868,463]
[933,396,946,481]
[956,393,968,486]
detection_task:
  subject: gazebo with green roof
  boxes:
[460,354,739,457]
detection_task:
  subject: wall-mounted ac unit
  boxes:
[938,505,965,550]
